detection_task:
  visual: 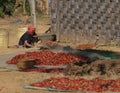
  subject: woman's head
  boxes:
[27,25,35,35]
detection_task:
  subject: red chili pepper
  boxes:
[30,77,120,92]
[6,50,89,65]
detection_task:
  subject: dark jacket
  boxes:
[18,32,38,47]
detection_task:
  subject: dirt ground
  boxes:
[0,16,120,93]
[0,16,78,93]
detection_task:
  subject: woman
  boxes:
[18,25,40,48]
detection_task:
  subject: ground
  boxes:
[0,16,120,93]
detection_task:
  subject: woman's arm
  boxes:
[24,40,34,48]
[33,32,38,37]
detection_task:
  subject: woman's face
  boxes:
[27,26,35,35]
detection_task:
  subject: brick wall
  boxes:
[50,0,120,45]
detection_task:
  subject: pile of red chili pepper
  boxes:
[76,44,95,50]
[39,40,59,46]
[6,50,89,66]
[30,77,120,92]
[21,68,63,73]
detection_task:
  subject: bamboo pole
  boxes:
[23,0,27,15]
[56,0,60,42]
[28,0,36,27]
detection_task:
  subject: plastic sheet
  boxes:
[0,49,37,70]
[24,84,75,92]
[83,49,120,59]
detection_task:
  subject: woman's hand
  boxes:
[24,40,34,48]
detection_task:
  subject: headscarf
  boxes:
[27,25,36,35]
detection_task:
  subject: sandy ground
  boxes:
[0,16,120,93]
[0,16,78,93]
[0,16,55,93]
